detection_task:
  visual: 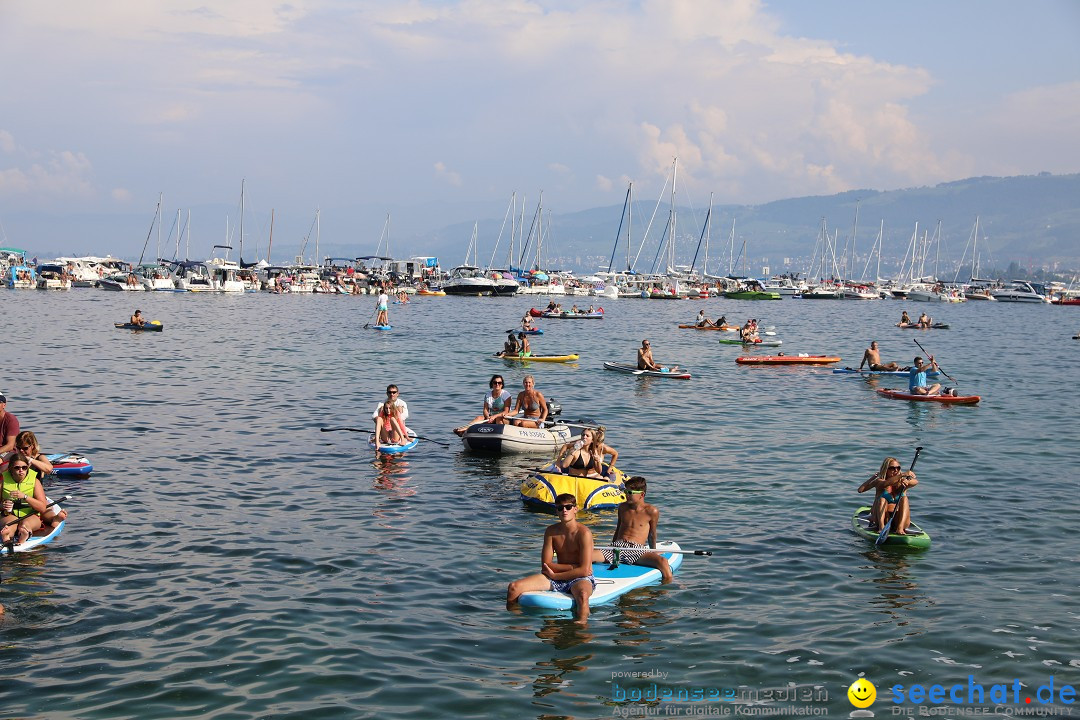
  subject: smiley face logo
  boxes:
[848,678,876,708]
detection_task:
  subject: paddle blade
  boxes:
[875,523,891,545]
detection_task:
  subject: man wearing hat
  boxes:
[0,392,18,457]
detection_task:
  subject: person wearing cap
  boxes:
[130,309,146,326]
[0,392,19,457]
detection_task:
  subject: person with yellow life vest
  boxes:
[2,451,48,546]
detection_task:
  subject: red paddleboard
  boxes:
[876,389,980,404]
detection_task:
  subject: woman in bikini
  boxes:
[556,428,602,477]
[454,375,513,436]
[509,375,547,428]
[375,401,408,450]
[857,455,919,535]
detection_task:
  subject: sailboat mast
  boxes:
[267,209,275,264]
[971,216,980,280]
[669,158,678,273]
[240,179,245,263]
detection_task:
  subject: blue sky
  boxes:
[1,0,1077,257]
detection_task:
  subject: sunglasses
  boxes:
[555,504,576,512]
[887,465,901,471]
[627,489,644,495]
[492,381,503,385]
[387,391,399,395]
[10,465,29,471]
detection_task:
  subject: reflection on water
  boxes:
[858,549,932,629]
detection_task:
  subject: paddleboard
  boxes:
[602,362,691,379]
[372,325,392,331]
[0,500,65,556]
[736,355,840,365]
[896,323,950,329]
[833,367,939,377]
[517,541,685,609]
[876,389,980,404]
[498,353,579,363]
[677,324,738,332]
[114,321,163,331]
[508,328,543,335]
[46,453,94,476]
[718,338,782,347]
[851,506,931,549]
[368,431,419,454]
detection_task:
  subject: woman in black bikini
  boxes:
[556,428,602,477]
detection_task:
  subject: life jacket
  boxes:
[2,467,39,518]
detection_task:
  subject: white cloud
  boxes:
[112,188,133,203]
[0,131,15,155]
[434,161,463,186]
[595,175,613,192]
[0,130,95,199]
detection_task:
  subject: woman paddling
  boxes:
[857,455,919,535]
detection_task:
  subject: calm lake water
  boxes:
[1,289,1077,719]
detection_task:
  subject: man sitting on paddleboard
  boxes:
[859,341,901,372]
[637,340,678,373]
[506,493,597,624]
[917,312,932,329]
[372,385,411,436]
[858,456,919,535]
[909,356,956,396]
[595,476,673,582]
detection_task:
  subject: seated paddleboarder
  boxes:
[695,309,714,328]
[506,493,597,624]
[917,312,932,329]
[908,356,957,396]
[898,311,912,327]
[858,341,901,372]
[508,375,547,428]
[857,455,919,535]
[594,476,672,582]
[1,451,47,546]
[130,309,146,326]
[521,314,537,332]
[516,332,531,358]
[374,399,408,450]
[637,339,678,373]
[497,331,520,357]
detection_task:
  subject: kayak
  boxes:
[461,421,584,454]
[736,355,840,365]
[367,431,419,454]
[718,338,782,347]
[833,367,939,377]
[115,321,163,331]
[876,389,980,404]
[542,312,604,319]
[497,353,579,363]
[517,541,685,610]
[521,464,627,513]
[677,324,739,332]
[603,362,691,379]
[0,500,65,556]
[896,323,950,329]
[851,507,931,549]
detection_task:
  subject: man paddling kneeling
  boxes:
[596,476,672,582]
[507,493,596,624]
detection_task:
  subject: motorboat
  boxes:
[34,264,72,290]
[443,265,497,295]
[990,281,1049,303]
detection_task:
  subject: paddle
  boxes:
[876,448,922,545]
[913,338,957,382]
[319,427,451,447]
[595,546,713,556]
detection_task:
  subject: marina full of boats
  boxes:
[2,246,1075,303]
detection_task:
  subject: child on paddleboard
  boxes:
[507,493,596,624]
[595,476,672,582]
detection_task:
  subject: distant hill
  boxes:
[418,173,1080,275]
[9,172,1079,275]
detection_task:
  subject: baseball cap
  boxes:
[0,393,7,403]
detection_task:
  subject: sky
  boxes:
[1,0,1078,258]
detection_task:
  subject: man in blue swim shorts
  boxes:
[506,493,597,624]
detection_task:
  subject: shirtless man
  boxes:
[595,476,672,582]
[637,339,678,373]
[507,493,596,623]
[509,375,547,428]
[130,309,146,326]
[858,341,900,372]
[917,312,932,329]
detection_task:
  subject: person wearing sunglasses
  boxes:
[857,456,919,535]
[599,476,672,582]
[0,392,19,457]
[506,493,597,624]
[372,384,410,435]
[636,339,679,373]
[11,430,54,476]
[454,375,512,436]
[1,451,48,546]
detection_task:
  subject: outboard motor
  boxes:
[546,399,562,417]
